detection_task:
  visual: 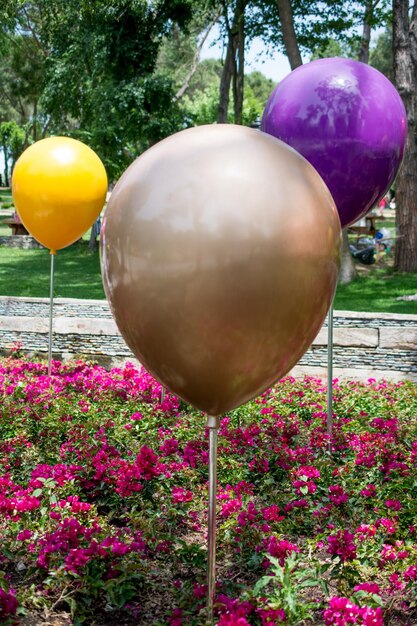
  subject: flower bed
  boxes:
[0,356,416,625]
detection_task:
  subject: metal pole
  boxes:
[206,415,220,623]
[48,251,55,376]
[327,300,334,453]
[160,387,166,404]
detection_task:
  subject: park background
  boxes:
[1,0,417,314]
[1,3,417,626]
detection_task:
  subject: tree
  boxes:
[183,68,273,126]
[217,0,247,123]
[2,0,196,181]
[0,33,46,142]
[156,4,221,102]
[215,0,377,126]
[0,121,25,186]
[369,27,393,79]
[245,71,275,107]
[392,0,417,271]
[275,0,302,68]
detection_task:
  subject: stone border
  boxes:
[1,296,417,381]
[0,236,42,249]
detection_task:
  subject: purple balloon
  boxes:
[261,58,407,227]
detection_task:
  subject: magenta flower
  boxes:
[258,607,286,624]
[328,485,348,506]
[327,530,357,562]
[218,616,250,626]
[0,587,18,622]
[353,582,381,595]
[324,597,383,626]
[360,484,376,498]
[171,486,193,503]
[263,536,299,566]
[385,499,402,511]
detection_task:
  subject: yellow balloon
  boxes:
[12,137,108,253]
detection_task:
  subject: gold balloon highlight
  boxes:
[12,137,107,253]
[101,125,341,415]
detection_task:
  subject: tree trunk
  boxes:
[218,1,245,124]
[393,0,417,271]
[33,100,38,143]
[217,37,234,123]
[339,230,356,284]
[358,0,374,63]
[3,147,9,187]
[232,0,245,124]
[217,1,235,125]
[339,0,377,284]
[89,227,99,252]
[174,13,219,101]
[275,0,302,69]
[339,0,378,285]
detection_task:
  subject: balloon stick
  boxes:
[327,300,334,453]
[47,251,55,377]
[206,415,220,622]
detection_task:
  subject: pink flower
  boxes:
[328,485,348,506]
[193,583,207,599]
[263,536,299,566]
[353,582,381,595]
[258,607,286,624]
[218,616,250,626]
[324,597,360,624]
[0,587,18,621]
[327,530,357,562]
[221,499,242,518]
[385,499,402,511]
[375,517,397,534]
[261,505,284,522]
[355,524,376,540]
[360,484,376,498]
[359,606,384,626]
[171,487,193,503]
[404,565,417,581]
[169,608,183,626]
[237,502,258,528]
[16,529,33,541]
[324,597,383,626]
[294,465,321,479]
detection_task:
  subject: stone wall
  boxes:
[0,236,42,249]
[1,296,417,381]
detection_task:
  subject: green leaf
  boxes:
[299,579,320,588]
[253,576,274,596]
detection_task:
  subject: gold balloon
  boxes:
[12,137,107,253]
[101,125,340,415]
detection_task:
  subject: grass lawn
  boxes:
[334,266,417,314]
[0,244,105,299]
[0,190,416,312]
[0,187,14,208]
[0,242,416,313]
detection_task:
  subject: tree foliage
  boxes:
[369,27,393,80]
[0,33,45,142]
[0,120,25,185]
[1,0,196,180]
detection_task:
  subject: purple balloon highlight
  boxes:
[261,57,407,227]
